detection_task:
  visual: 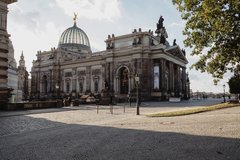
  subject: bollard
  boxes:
[111,105,113,114]
[110,104,113,114]
[97,105,99,114]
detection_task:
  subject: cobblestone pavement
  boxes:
[0,99,240,160]
[0,99,222,137]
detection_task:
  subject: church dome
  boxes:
[58,21,91,52]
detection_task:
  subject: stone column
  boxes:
[169,62,174,96]
[109,62,114,91]
[160,59,166,92]
[179,66,182,95]
[0,0,17,108]
[72,78,76,92]
[105,62,110,90]
[182,68,187,98]
[72,78,76,98]
[141,59,150,95]
[36,71,40,97]
[175,65,180,96]
[49,70,52,93]
[115,76,119,94]
[128,74,131,94]
[86,66,91,91]
[61,70,64,94]
[101,64,105,89]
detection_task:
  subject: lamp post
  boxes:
[223,84,226,103]
[135,74,140,115]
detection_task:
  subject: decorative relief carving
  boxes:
[65,78,71,81]
[118,61,129,64]
[65,72,72,77]
[93,75,100,80]
[78,76,85,81]
[115,63,133,74]
[92,69,101,75]
[72,68,77,75]
[78,70,86,76]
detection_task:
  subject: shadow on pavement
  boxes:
[0,115,239,160]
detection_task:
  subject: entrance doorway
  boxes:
[120,67,129,94]
[42,75,48,93]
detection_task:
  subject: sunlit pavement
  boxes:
[0,99,239,160]
[0,98,223,117]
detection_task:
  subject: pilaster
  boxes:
[160,59,166,91]
[182,68,187,98]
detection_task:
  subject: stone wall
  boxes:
[6,100,62,110]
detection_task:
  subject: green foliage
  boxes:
[228,75,240,94]
[172,0,240,83]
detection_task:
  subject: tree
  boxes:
[228,75,240,98]
[172,0,240,84]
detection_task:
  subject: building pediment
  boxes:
[165,46,188,63]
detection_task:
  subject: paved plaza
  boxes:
[0,99,240,160]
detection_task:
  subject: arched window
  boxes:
[42,75,48,93]
[66,82,70,93]
[120,67,129,94]
[94,81,98,93]
[79,82,83,93]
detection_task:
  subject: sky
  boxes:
[7,0,230,93]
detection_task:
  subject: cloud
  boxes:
[9,5,40,32]
[169,21,185,28]
[55,0,122,22]
[8,0,69,34]
[189,73,200,81]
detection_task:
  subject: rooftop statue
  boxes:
[157,16,164,30]
[73,12,78,25]
[155,16,164,34]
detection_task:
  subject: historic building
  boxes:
[31,16,190,101]
[7,38,29,103]
[0,0,17,108]
[17,52,29,100]
[7,41,29,103]
[7,39,18,102]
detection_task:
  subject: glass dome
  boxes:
[58,22,91,52]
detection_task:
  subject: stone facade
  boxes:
[0,0,17,108]
[31,17,190,101]
[7,39,18,102]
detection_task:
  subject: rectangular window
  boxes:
[153,65,160,90]
[66,82,70,93]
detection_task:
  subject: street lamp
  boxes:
[135,74,140,115]
[223,84,226,103]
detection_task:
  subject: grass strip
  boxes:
[146,103,240,117]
